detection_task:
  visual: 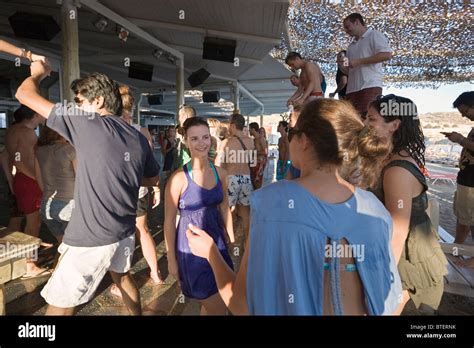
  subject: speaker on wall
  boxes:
[9,12,60,41]
[128,62,154,82]
[202,91,220,103]
[147,94,163,105]
[187,68,210,88]
[203,37,236,63]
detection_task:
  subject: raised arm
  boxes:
[15,61,55,118]
[0,39,46,62]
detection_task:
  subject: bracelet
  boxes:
[20,48,32,61]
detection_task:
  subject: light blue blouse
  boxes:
[247,180,402,315]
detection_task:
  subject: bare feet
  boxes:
[109,283,122,298]
[22,263,51,279]
[150,271,166,285]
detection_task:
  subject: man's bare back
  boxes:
[5,123,38,179]
[218,135,255,176]
[299,61,322,95]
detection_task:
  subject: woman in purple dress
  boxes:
[164,117,235,315]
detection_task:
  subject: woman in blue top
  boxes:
[186,99,403,315]
[164,117,235,315]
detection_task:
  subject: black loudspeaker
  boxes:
[203,37,236,63]
[187,68,210,88]
[202,91,220,103]
[8,12,60,41]
[147,94,163,105]
[128,62,154,82]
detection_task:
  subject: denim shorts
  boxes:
[40,198,74,237]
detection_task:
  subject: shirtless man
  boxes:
[5,105,47,277]
[215,114,254,240]
[174,105,196,167]
[286,52,323,107]
[276,121,290,181]
[248,122,267,189]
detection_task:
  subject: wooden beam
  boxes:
[60,0,80,102]
[127,17,281,46]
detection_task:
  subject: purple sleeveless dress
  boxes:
[176,165,234,299]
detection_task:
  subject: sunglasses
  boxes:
[74,96,86,106]
[288,127,303,142]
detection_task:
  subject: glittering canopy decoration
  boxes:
[272,0,473,88]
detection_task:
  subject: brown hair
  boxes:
[295,99,391,189]
[37,125,64,146]
[230,113,245,131]
[119,85,134,114]
[217,121,230,140]
[206,118,221,128]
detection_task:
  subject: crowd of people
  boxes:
[0,11,473,316]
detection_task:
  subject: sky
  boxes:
[325,81,473,114]
[383,82,473,114]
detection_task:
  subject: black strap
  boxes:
[234,136,251,170]
[384,160,428,192]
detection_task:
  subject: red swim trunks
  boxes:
[12,172,42,214]
[309,92,324,97]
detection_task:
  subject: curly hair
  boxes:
[369,94,425,168]
[71,72,122,115]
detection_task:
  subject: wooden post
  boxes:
[60,0,80,102]
[260,114,263,127]
[176,58,184,123]
[0,284,5,316]
[233,82,240,114]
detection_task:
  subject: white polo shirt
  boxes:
[346,28,392,94]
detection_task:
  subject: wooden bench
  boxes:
[427,198,474,298]
[0,227,41,315]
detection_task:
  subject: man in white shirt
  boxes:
[338,13,392,119]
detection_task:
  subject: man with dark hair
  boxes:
[277,121,290,180]
[340,13,392,118]
[248,122,267,189]
[216,113,254,240]
[5,104,46,277]
[285,52,324,107]
[15,61,160,315]
[443,91,474,249]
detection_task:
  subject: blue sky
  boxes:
[383,82,472,114]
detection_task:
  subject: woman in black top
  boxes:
[329,51,348,100]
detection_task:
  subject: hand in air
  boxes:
[30,60,52,80]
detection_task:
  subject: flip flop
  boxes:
[20,268,52,280]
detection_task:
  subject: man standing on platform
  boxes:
[286,52,324,107]
[340,13,392,119]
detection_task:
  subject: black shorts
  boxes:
[136,193,149,217]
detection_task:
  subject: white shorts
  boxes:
[40,235,135,308]
[228,175,253,207]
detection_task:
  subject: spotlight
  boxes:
[166,53,177,65]
[152,49,163,60]
[117,27,129,42]
[92,16,108,32]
